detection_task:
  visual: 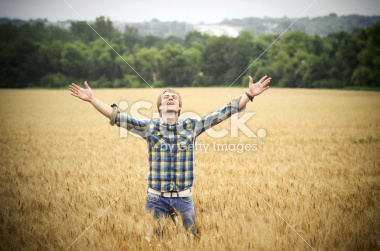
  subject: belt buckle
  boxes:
[149,187,184,198]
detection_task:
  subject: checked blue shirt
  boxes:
[110,96,246,192]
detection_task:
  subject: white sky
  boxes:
[1,0,379,23]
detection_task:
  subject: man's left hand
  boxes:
[248,75,271,96]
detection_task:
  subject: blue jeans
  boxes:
[145,192,196,235]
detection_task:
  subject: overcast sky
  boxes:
[1,0,379,24]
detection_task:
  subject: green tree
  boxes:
[70,21,96,43]
[0,22,19,44]
[0,39,40,88]
[40,72,70,88]
[123,25,141,50]
[143,35,163,48]
[185,31,210,47]
[301,54,335,88]
[223,32,255,85]
[60,41,88,78]
[162,47,201,86]
[332,32,360,85]
[352,22,380,87]
[37,40,63,77]
[201,36,231,85]
[94,16,117,40]
[135,47,163,84]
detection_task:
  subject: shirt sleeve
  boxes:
[109,104,151,139]
[191,96,246,137]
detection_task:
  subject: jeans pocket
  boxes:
[147,193,160,202]
[180,197,192,203]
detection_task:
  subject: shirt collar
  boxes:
[158,117,183,126]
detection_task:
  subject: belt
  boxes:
[147,187,192,198]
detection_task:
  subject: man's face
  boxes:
[159,92,181,115]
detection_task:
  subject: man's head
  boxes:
[157,88,182,117]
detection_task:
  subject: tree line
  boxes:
[221,13,380,37]
[2,14,379,39]
[0,16,379,89]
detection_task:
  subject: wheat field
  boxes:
[0,87,379,250]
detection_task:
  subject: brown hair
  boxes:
[157,88,182,117]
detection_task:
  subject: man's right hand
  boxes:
[69,81,93,102]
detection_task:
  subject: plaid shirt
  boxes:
[110,96,246,192]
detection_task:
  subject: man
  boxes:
[69,75,270,235]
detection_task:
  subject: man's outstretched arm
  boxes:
[69,81,113,119]
[70,81,150,138]
[238,75,271,109]
[191,75,271,136]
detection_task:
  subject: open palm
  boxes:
[248,76,271,96]
[69,81,92,102]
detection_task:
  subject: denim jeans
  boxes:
[145,192,196,235]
